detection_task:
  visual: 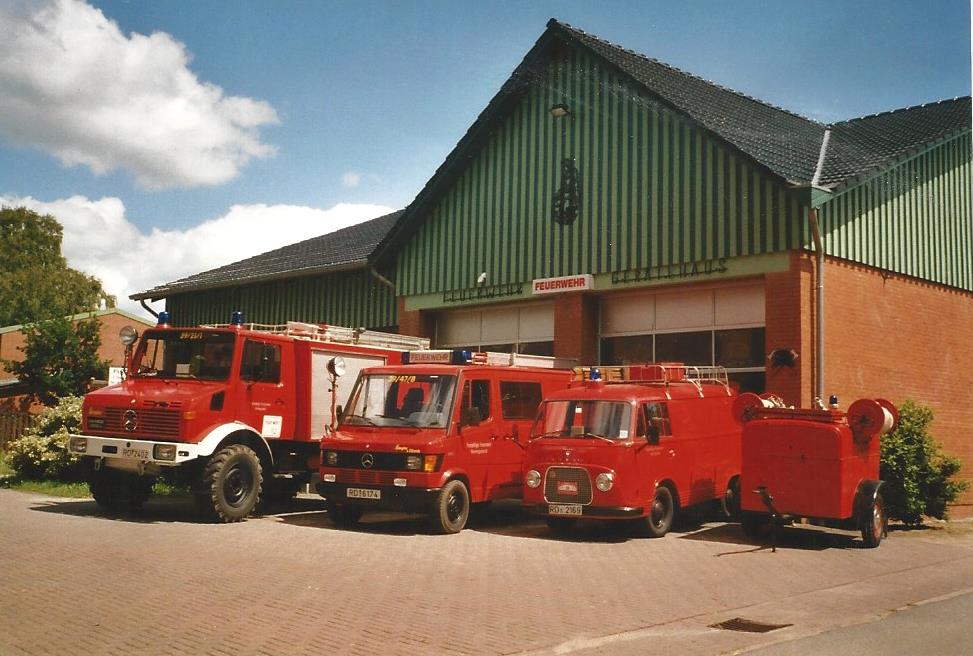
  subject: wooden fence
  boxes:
[0,413,34,449]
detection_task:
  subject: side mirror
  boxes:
[460,407,482,428]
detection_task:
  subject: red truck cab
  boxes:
[735,394,897,548]
[317,350,572,533]
[68,312,426,522]
[522,364,741,537]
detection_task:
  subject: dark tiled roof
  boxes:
[553,21,826,184]
[131,211,402,300]
[819,97,972,187]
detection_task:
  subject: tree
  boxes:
[880,400,969,524]
[3,316,109,406]
[0,206,114,326]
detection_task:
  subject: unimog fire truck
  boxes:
[67,312,428,522]
[734,393,898,548]
[522,364,741,537]
[317,350,572,533]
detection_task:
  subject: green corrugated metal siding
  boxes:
[164,269,397,329]
[398,49,805,297]
[818,132,972,291]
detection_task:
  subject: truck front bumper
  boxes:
[316,481,440,512]
[525,502,645,519]
[67,433,197,469]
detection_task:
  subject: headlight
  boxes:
[153,444,177,461]
[405,455,422,470]
[325,451,338,466]
[69,436,88,453]
[525,470,541,488]
[595,472,614,492]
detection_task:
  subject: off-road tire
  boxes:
[197,444,262,523]
[859,492,886,549]
[326,500,364,527]
[431,479,470,534]
[640,485,675,538]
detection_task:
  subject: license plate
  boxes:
[346,488,380,500]
[549,503,582,516]
[122,447,149,459]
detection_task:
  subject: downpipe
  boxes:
[808,208,824,402]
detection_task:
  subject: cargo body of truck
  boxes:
[317,350,572,533]
[67,313,427,522]
[522,364,741,537]
[735,393,897,548]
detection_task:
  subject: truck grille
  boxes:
[97,408,181,439]
[544,467,593,504]
[336,470,398,486]
[333,451,407,471]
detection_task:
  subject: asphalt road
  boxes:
[2,489,972,655]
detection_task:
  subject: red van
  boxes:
[317,350,572,533]
[522,364,741,537]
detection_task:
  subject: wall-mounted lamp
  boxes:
[549,103,571,118]
[476,272,488,286]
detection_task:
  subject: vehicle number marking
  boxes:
[389,375,416,383]
[346,488,381,500]
[179,331,204,340]
[549,503,582,516]
[122,447,149,459]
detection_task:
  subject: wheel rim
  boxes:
[223,462,253,507]
[651,494,668,528]
[446,489,465,523]
[871,500,884,537]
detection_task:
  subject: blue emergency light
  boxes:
[590,367,602,381]
[231,311,245,326]
[157,311,171,326]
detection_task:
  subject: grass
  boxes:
[0,452,189,498]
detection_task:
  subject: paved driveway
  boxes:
[2,489,972,655]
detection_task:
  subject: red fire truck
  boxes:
[521,364,741,537]
[735,394,897,548]
[67,311,427,522]
[317,350,572,533]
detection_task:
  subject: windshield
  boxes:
[134,330,235,381]
[341,373,457,428]
[531,400,634,441]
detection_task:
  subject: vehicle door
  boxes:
[238,338,290,440]
[454,375,496,501]
[634,401,679,497]
[491,378,544,498]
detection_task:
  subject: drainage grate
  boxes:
[709,617,793,633]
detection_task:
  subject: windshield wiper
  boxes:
[579,431,616,444]
[531,430,567,440]
[344,414,377,426]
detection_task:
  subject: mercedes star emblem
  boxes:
[361,453,374,469]
[123,409,138,432]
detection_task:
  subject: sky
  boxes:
[0,0,970,319]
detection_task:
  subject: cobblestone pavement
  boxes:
[2,489,972,656]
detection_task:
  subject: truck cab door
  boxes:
[636,402,675,496]
[238,339,290,439]
[455,377,494,501]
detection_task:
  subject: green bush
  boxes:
[880,400,969,524]
[5,396,85,480]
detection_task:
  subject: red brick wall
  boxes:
[396,297,435,339]
[553,292,598,365]
[764,251,816,408]
[822,257,973,513]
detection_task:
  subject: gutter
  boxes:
[369,267,396,291]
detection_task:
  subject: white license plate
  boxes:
[549,503,583,516]
[122,447,149,459]
[346,488,380,500]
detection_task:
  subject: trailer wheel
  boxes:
[545,517,577,535]
[641,485,674,538]
[431,479,470,534]
[741,512,766,538]
[197,444,262,523]
[859,492,886,548]
[326,500,363,527]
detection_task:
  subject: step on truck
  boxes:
[67,311,428,522]
[317,349,573,533]
[734,393,898,548]
[522,364,741,537]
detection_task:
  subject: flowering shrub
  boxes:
[6,396,84,480]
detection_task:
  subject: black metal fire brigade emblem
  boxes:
[552,158,581,226]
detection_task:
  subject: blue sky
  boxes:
[0,0,969,315]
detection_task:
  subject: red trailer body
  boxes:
[67,315,427,521]
[522,364,741,537]
[736,394,897,548]
[317,350,572,533]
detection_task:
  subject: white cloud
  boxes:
[1,195,396,318]
[342,171,362,188]
[0,0,278,189]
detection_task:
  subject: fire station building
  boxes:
[135,20,972,509]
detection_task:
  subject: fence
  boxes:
[0,412,34,449]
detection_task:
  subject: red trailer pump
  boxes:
[735,394,898,548]
[522,364,741,537]
[67,312,427,522]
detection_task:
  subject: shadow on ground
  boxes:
[681,521,862,554]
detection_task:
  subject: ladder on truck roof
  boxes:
[201,321,431,351]
[573,363,731,397]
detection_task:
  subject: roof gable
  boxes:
[132,210,402,300]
